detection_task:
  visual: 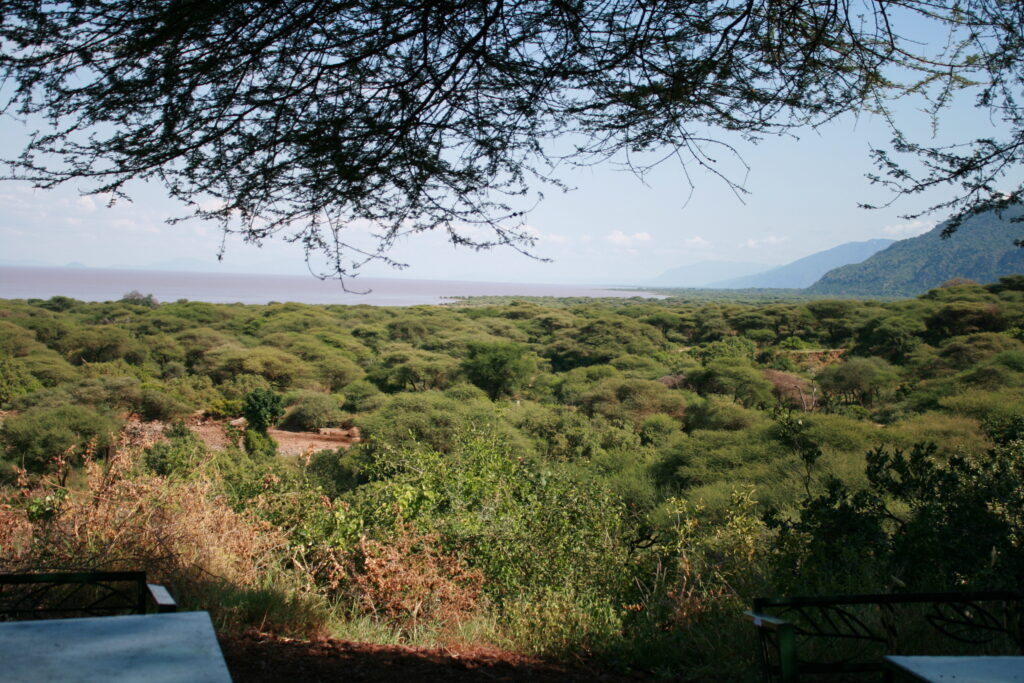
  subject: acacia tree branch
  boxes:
[0,0,1012,278]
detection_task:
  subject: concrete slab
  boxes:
[0,611,231,682]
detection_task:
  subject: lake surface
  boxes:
[0,266,660,306]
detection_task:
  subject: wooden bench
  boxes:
[0,571,177,621]
[745,591,1024,682]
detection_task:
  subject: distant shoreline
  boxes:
[0,265,663,306]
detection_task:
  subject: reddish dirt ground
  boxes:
[218,632,641,682]
[265,425,360,455]
[126,415,360,456]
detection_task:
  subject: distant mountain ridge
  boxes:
[807,208,1024,297]
[647,260,769,287]
[708,239,895,288]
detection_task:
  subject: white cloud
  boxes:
[681,236,711,248]
[883,220,935,237]
[606,230,652,247]
[66,192,115,212]
[110,218,160,234]
[197,198,228,212]
[740,235,788,249]
[515,224,569,244]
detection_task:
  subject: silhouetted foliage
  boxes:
[3,1,1009,276]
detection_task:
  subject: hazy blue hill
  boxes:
[807,209,1024,297]
[708,239,895,289]
[647,260,769,287]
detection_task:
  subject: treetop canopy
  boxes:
[2,1,1021,278]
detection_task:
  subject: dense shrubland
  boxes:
[2,277,1024,678]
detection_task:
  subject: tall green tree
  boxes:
[242,388,284,433]
[770,419,1024,591]
[817,356,899,407]
[462,341,536,400]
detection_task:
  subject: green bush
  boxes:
[315,354,364,392]
[692,336,758,364]
[462,341,536,399]
[554,364,621,405]
[243,428,278,459]
[161,361,188,379]
[577,377,687,425]
[217,373,272,400]
[545,315,666,370]
[280,392,342,431]
[442,383,490,402]
[203,346,313,388]
[769,434,1024,592]
[348,432,631,605]
[355,391,526,456]
[817,356,899,406]
[138,387,191,421]
[366,347,461,393]
[19,352,78,386]
[939,387,1024,422]
[610,354,670,379]
[242,388,284,433]
[205,397,243,420]
[507,402,604,461]
[305,448,364,497]
[341,379,384,412]
[885,412,987,455]
[639,413,681,446]
[0,405,120,474]
[0,355,41,406]
[686,396,766,432]
[692,361,774,408]
[143,421,208,476]
[936,333,1024,370]
[0,321,41,356]
[64,326,144,365]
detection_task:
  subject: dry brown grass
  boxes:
[762,369,818,411]
[4,449,279,578]
[0,444,333,636]
[347,526,484,636]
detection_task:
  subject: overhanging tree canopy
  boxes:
[1,1,1020,278]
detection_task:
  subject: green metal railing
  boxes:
[746,591,1024,682]
[0,571,177,621]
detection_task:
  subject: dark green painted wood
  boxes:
[747,592,1024,682]
[0,572,176,620]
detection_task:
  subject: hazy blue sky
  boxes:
[0,38,1013,286]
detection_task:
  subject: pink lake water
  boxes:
[0,266,660,306]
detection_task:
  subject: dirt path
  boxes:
[189,420,359,455]
[218,633,642,682]
[266,426,360,455]
[125,416,360,456]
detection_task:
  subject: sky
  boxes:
[0,19,1014,287]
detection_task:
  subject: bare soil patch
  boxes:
[179,415,358,455]
[266,426,360,456]
[218,632,641,682]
